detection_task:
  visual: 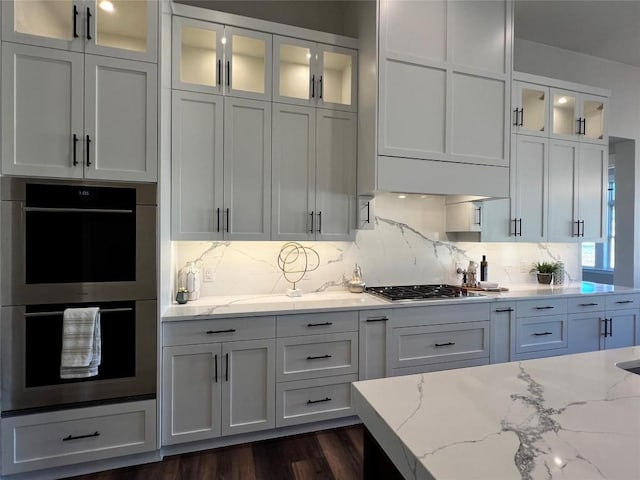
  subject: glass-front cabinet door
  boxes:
[512,81,548,137]
[550,89,579,141]
[317,45,356,112]
[172,17,224,94]
[2,0,157,62]
[225,26,272,101]
[581,94,607,144]
[273,36,315,105]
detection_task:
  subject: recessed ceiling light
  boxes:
[221,37,227,45]
[398,194,406,199]
[99,0,114,13]
[557,97,567,105]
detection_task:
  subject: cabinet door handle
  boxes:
[72,134,79,166]
[366,317,389,322]
[609,318,613,337]
[580,220,585,237]
[309,211,314,233]
[581,118,586,135]
[519,108,524,127]
[214,354,218,383]
[576,118,582,135]
[307,397,331,405]
[518,218,523,237]
[216,208,221,232]
[73,5,79,38]
[434,342,455,347]
[318,75,323,99]
[306,354,332,360]
[474,206,481,226]
[86,7,92,40]
[225,208,230,233]
[225,353,229,382]
[494,308,514,313]
[513,108,519,126]
[572,220,580,237]
[366,201,371,224]
[307,322,333,327]
[535,306,555,310]
[86,135,91,167]
[226,60,230,86]
[311,74,315,98]
[317,211,322,233]
[532,332,553,336]
[511,218,518,236]
[579,303,599,307]
[217,59,221,86]
[616,300,634,304]
[63,431,99,442]
[602,318,610,337]
[206,329,236,335]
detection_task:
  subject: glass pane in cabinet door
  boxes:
[14,0,74,41]
[552,93,577,136]
[521,87,545,132]
[583,99,605,141]
[279,44,311,100]
[181,26,217,86]
[322,51,352,106]
[95,0,147,52]
[232,35,265,94]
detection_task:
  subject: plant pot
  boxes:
[536,273,553,285]
[175,291,189,304]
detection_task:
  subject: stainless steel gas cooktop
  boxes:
[365,284,483,302]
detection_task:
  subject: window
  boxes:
[581,168,615,270]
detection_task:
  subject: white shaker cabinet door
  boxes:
[577,143,607,242]
[84,55,157,182]
[162,344,223,445]
[271,103,316,241]
[171,91,224,240]
[223,97,272,240]
[315,109,356,241]
[548,139,578,242]
[2,43,84,179]
[221,339,275,436]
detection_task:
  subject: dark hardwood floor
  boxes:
[65,425,363,480]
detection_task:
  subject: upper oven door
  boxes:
[1,178,156,305]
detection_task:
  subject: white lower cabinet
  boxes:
[162,317,276,445]
[490,302,516,363]
[1,400,156,475]
[358,310,392,380]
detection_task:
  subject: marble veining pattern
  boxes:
[352,347,640,480]
[173,195,582,299]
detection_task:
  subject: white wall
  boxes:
[515,38,640,287]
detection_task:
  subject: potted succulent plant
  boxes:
[530,261,560,285]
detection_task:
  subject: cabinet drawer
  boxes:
[606,294,640,311]
[390,321,489,369]
[277,332,358,382]
[391,358,489,377]
[277,311,358,337]
[276,375,357,427]
[515,315,567,354]
[163,316,276,346]
[1,400,156,475]
[567,296,605,314]
[517,298,567,317]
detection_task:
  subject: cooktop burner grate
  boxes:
[365,284,471,301]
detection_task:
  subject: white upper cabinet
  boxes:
[1,43,157,181]
[273,36,357,112]
[378,0,511,168]
[172,17,272,101]
[512,81,549,137]
[2,0,157,62]
[550,89,607,144]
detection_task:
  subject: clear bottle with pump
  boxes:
[480,255,488,282]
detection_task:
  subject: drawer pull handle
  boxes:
[535,306,555,310]
[616,300,634,304]
[494,308,514,312]
[579,303,599,306]
[434,342,455,347]
[307,397,332,405]
[206,329,236,335]
[533,332,553,336]
[307,322,333,327]
[62,431,100,442]
[366,317,389,323]
[306,354,332,360]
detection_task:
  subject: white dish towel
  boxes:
[60,307,101,379]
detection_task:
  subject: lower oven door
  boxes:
[1,300,156,415]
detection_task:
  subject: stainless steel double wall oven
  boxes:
[1,178,157,415]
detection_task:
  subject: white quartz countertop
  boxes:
[352,347,640,480]
[162,282,639,321]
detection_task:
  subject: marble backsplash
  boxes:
[173,195,581,298]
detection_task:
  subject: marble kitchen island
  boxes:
[352,346,640,480]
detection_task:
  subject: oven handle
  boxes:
[24,307,133,317]
[24,207,133,214]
